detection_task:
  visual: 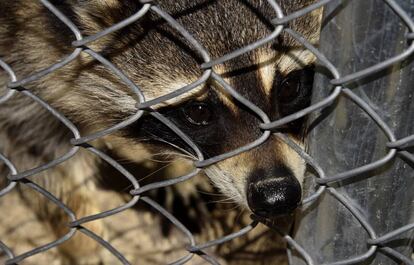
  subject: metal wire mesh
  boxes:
[0,0,413,264]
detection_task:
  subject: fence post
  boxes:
[291,0,414,264]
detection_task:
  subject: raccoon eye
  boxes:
[279,78,301,103]
[182,102,213,126]
[277,67,314,115]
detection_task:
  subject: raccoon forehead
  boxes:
[71,0,321,105]
[134,65,228,108]
[256,48,317,96]
[134,47,316,109]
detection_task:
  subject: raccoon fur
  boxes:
[0,0,322,264]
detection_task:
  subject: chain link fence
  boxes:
[0,0,413,264]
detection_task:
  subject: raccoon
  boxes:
[0,0,322,264]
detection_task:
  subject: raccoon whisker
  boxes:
[146,152,194,163]
[120,155,192,192]
[111,158,145,164]
[120,160,178,192]
[142,157,174,163]
[196,190,226,197]
[105,153,162,164]
[137,161,176,182]
[116,155,173,164]
[208,196,239,204]
[142,131,197,160]
[208,200,238,205]
[157,141,196,159]
[155,151,195,161]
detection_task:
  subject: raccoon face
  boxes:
[129,64,315,218]
[107,0,320,218]
[4,0,321,218]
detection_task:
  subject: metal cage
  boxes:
[0,0,413,264]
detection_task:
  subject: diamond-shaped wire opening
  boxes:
[316,88,397,185]
[329,0,414,86]
[6,91,81,181]
[5,180,77,265]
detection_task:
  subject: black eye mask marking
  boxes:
[267,66,315,134]
[123,66,314,156]
[122,95,228,158]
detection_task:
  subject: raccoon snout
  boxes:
[246,169,301,218]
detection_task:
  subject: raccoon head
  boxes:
[116,0,321,218]
[11,0,322,218]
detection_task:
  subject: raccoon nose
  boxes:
[247,174,301,218]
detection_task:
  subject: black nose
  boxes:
[247,176,301,218]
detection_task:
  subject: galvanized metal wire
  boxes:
[0,0,413,264]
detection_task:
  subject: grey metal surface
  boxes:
[292,0,414,264]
